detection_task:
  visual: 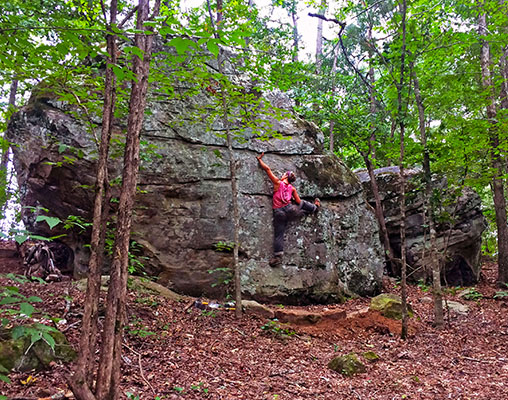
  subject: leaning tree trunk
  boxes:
[478,6,508,287]
[362,150,397,264]
[363,16,397,271]
[412,67,444,328]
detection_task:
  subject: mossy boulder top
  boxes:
[370,293,414,320]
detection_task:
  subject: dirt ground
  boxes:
[1,240,508,400]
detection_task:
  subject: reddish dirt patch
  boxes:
[295,309,411,338]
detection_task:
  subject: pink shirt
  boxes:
[273,181,293,209]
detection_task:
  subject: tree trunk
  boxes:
[8,79,18,107]
[478,6,508,286]
[95,1,160,399]
[0,79,18,215]
[412,68,444,328]
[397,0,409,340]
[291,3,299,62]
[501,44,508,110]
[70,1,118,396]
[211,0,243,318]
[224,93,242,318]
[362,151,396,265]
[315,0,326,73]
[363,18,396,271]
[329,44,338,153]
[368,21,376,162]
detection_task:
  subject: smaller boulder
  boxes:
[370,293,413,320]
[242,300,275,319]
[274,309,322,325]
[328,353,366,376]
[0,325,76,373]
[446,300,469,315]
[363,351,380,362]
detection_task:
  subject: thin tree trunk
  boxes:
[315,0,326,73]
[397,0,409,340]
[70,1,118,396]
[329,44,338,153]
[367,20,377,162]
[291,3,299,62]
[0,79,18,214]
[95,1,160,399]
[412,67,443,328]
[8,79,18,107]
[222,83,242,318]
[362,151,396,265]
[501,43,508,110]
[501,2,508,110]
[478,6,508,287]
[501,4,508,110]
[363,17,397,271]
[210,0,243,317]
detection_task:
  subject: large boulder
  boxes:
[357,167,487,286]
[7,86,384,303]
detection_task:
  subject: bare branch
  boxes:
[118,6,139,29]
[308,12,345,28]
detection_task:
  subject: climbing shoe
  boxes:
[314,198,321,212]
[269,256,282,267]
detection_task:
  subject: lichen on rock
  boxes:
[0,325,76,373]
[328,353,367,376]
[370,293,414,320]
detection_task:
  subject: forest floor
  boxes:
[1,241,508,400]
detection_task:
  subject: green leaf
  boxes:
[0,297,20,305]
[112,65,125,80]
[30,330,42,346]
[12,326,27,340]
[36,215,62,229]
[26,296,43,303]
[0,375,11,384]
[42,332,56,350]
[20,302,35,317]
[168,37,196,55]
[58,144,68,154]
[14,234,29,245]
[206,40,219,57]
[123,46,145,59]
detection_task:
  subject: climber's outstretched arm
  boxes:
[257,153,279,186]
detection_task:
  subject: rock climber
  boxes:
[256,152,320,266]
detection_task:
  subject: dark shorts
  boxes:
[272,200,317,255]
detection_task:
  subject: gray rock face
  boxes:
[357,167,487,286]
[7,88,384,303]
